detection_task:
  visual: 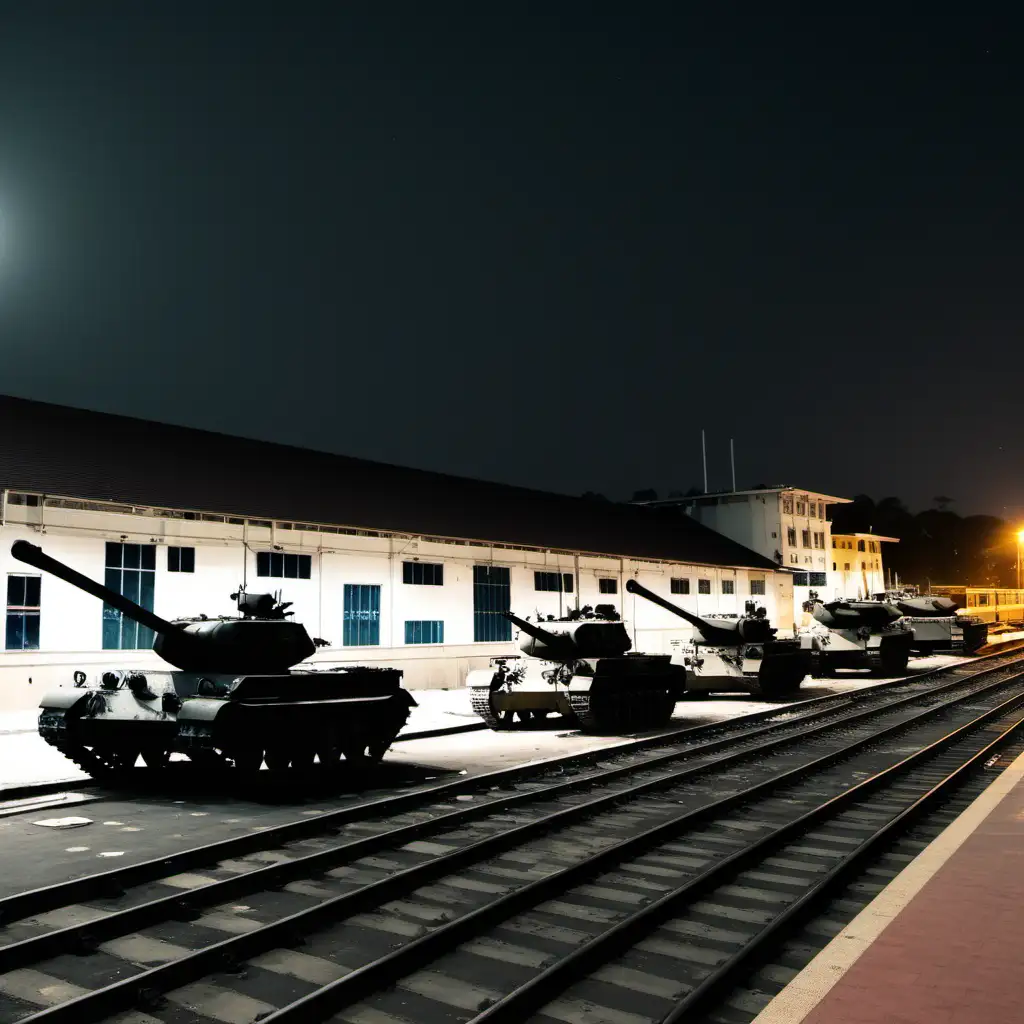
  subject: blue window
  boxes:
[534,572,573,593]
[256,551,312,579]
[598,578,618,594]
[721,580,735,595]
[792,572,809,587]
[405,620,444,644]
[670,578,690,595]
[344,584,380,646]
[6,575,41,650]
[474,565,511,642]
[403,562,443,586]
[103,543,156,650]
[167,546,195,573]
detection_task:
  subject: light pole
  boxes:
[1017,530,1024,593]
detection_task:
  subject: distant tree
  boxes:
[685,486,703,496]
[933,495,955,511]
[579,491,610,502]
[631,489,659,503]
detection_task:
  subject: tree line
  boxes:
[828,496,1017,589]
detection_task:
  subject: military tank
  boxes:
[12,541,416,776]
[803,596,915,675]
[625,579,808,696]
[467,604,686,733]
[880,591,988,656]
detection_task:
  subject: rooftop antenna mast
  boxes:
[701,429,708,493]
[730,438,736,492]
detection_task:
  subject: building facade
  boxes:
[829,532,897,600]
[0,395,792,713]
[642,487,851,621]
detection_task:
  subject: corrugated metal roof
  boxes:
[0,394,782,571]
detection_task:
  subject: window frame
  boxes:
[402,561,444,586]
[167,545,195,573]
[6,574,41,650]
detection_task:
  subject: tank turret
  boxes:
[811,600,903,631]
[12,540,315,673]
[505,611,633,660]
[625,578,807,696]
[894,596,959,618]
[624,579,776,644]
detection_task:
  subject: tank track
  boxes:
[569,679,675,734]
[470,685,503,729]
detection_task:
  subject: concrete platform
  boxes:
[754,745,1024,1024]
[0,655,969,794]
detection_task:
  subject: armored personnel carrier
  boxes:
[625,579,808,696]
[803,596,915,675]
[12,541,416,776]
[882,591,988,656]
[467,604,686,733]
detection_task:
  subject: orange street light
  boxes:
[1017,530,1024,592]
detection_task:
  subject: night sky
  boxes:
[0,6,1020,517]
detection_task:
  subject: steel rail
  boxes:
[5,644,1020,928]
[0,647,978,929]
[658,715,1024,1021]
[467,692,1024,1024]
[2,654,1018,975]
[19,667,1019,1024]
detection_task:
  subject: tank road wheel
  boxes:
[366,740,390,762]
[107,749,140,770]
[289,749,316,771]
[264,749,291,771]
[232,748,264,773]
[342,743,368,763]
[141,748,171,770]
[316,745,343,770]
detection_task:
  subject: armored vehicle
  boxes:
[803,596,915,675]
[468,604,686,733]
[12,541,416,776]
[882,591,988,656]
[625,579,808,696]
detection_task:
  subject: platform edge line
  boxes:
[750,743,1024,1024]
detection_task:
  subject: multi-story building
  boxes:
[641,487,852,621]
[0,395,793,712]
[830,532,897,600]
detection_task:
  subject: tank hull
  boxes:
[37,666,416,775]
[669,638,808,696]
[468,654,686,734]
[804,627,915,676]
[902,616,989,656]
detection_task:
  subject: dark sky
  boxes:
[0,6,1021,518]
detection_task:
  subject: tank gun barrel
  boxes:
[503,611,576,658]
[11,541,181,637]
[625,579,703,630]
[626,578,774,645]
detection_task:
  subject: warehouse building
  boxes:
[0,395,792,711]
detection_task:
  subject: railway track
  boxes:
[1,650,1023,1023]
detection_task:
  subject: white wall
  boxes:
[0,497,789,711]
